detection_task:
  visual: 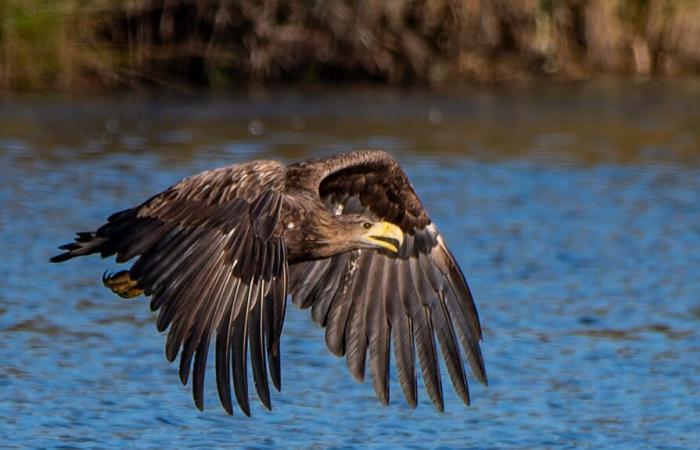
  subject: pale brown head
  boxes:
[295,213,404,260]
[334,214,404,253]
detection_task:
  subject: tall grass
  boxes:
[2,0,700,90]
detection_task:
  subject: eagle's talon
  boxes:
[103,270,143,298]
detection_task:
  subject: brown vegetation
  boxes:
[2,0,700,90]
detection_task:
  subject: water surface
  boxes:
[1,84,699,449]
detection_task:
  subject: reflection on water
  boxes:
[3,82,700,167]
[1,84,699,448]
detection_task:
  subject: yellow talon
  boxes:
[103,270,144,299]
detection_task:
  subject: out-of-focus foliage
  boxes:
[2,0,700,90]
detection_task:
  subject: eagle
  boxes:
[51,150,487,415]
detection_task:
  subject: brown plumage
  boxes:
[51,150,487,415]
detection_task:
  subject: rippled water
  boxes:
[1,85,700,449]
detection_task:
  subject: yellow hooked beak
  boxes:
[364,221,404,253]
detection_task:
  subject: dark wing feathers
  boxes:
[51,161,288,416]
[387,265,418,407]
[345,253,371,381]
[249,280,272,410]
[288,150,486,411]
[366,255,390,405]
[267,262,287,391]
[310,253,351,326]
[286,150,430,233]
[231,280,253,416]
[215,291,236,414]
[326,250,370,357]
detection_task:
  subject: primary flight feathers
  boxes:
[51,150,486,415]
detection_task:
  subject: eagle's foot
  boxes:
[102,270,143,298]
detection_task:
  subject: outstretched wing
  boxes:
[287,150,486,410]
[51,161,288,416]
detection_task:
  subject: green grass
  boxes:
[1,0,69,88]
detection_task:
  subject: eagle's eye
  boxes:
[363,222,372,230]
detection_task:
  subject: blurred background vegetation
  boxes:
[1,0,700,90]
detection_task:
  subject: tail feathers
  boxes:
[50,232,108,263]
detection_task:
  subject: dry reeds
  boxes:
[2,0,700,90]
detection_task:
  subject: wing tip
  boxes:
[478,369,489,386]
[255,383,272,412]
[469,345,488,386]
[271,369,282,392]
[216,381,235,416]
[324,332,345,358]
[178,365,189,386]
[459,389,471,406]
[433,399,445,413]
[349,369,365,384]
[49,252,72,263]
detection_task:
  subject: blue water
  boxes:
[1,87,700,448]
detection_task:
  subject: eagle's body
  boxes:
[52,150,486,415]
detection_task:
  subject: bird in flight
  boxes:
[51,150,487,415]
